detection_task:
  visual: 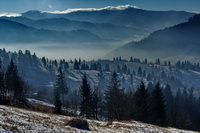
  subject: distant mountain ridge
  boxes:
[0,5,196,59]
[109,14,200,61]
[0,19,107,44]
[0,5,195,45]
[22,6,195,32]
[1,17,139,41]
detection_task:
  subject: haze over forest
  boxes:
[1,1,200,132]
[0,3,198,60]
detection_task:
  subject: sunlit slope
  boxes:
[109,14,200,60]
[0,105,197,133]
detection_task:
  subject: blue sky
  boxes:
[0,0,199,13]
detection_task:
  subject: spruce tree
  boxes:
[5,59,17,95]
[54,87,62,114]
[80,74,93,118]
[147,82,154,94]
[104,72,124,120]
[172,89,187,128]
[73,59,80,70]
[0,70,6,100]
[137,66,142,76]
[5,59,26,105]
[55,67,68,105]
[41,57,47,66]
[163,84,174,126]
[91,87,100,120]
[150,82,167,126]
[117,65,121,73]
[134,81,150,123]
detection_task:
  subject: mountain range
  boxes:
[0,5,197,60]
[1,17,141,41]
[109,14,200,62]
[0,18,107,44]
[22,7,194,32]
[0,6,195,43]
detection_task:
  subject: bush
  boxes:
[66,118,90,131]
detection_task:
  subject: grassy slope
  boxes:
[0,105,198,133]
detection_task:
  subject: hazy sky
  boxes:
[0,0,199,13]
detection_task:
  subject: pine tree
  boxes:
[80,74,93,118]
[188,87,196,121]
[147,73,152,81]
[64,62,69,70]
[91,87,100,120]
[55,67,68,105]
[5,59,17,95]
[119,56,122,61]
[14,75,25,103]
[134,81,150,123]
[104,72,124,120]
[97,62,102,71]
[147,82,154,94]
[130,57,133,62]
[143,70,146,77]
[41,57,47,66]
[98,71,107,90]
[150,82,167,126]
[132,70,136,75]
[32,53,39,66]
[122,65,127,74]
[54,87,62,114]
[144,58,148,64]
[0,70,6,100]
[137,66,142,76]
[73,59,80,70]
[5,59,26,105]
[163,84,174,126]
[172,89,188,128]
[117,65,121,73]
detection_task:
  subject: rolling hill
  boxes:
[0,19,107,44]
[22,6,195,32]
[1,16,146,41]
[108,14,200,61]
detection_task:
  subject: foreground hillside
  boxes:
[0,105,197,133]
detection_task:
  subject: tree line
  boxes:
[54,68,200,131]
[0,59,28,107]
[1,49,200,131]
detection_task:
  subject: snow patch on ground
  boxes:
[28,98,55,107]
[0,105,197,133]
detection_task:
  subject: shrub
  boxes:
[66,118,90,131]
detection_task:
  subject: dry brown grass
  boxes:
[28,102,54,113]
[105,120,113,126]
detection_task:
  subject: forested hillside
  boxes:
[109,14,200,60]
[1,49,200,131]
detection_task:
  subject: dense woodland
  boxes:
[0,48,200,131]
[77,73,200,131]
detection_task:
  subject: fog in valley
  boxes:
[0,41,125,60]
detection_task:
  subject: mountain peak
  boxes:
[23,10,41,14]
[44,5,139,14]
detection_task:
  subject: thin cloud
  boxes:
[0,12,21,17]
[44,5,139,14]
